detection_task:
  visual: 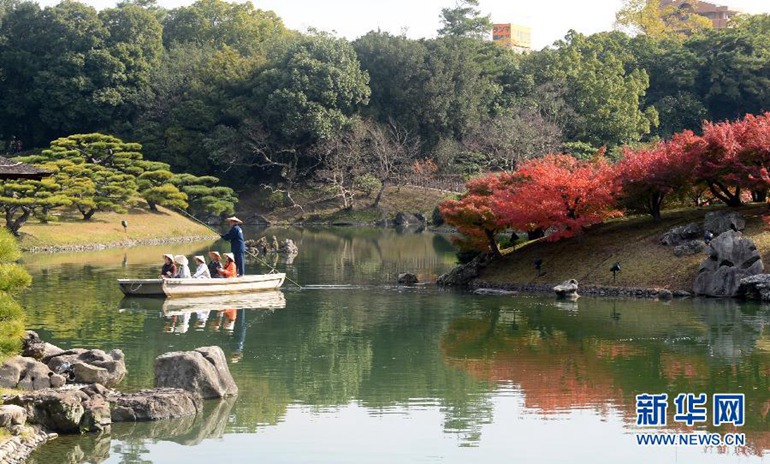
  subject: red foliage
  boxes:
[683,113,770,206]
[494,154,621,241]
[616,140,696,221]
[439,173,517,255]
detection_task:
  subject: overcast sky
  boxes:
[35,0,770,50]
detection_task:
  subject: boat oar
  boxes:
[173,207,303,290]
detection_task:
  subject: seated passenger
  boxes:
[160,254,176,279]
[174,255,191,278]
[208,251,223,278]
[218,253,237,278]
[193,255,211,278]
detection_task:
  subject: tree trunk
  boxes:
[6,208,30,236]
[752,190,767,203]
[649,192,663,222]
[147,200,158,212]
[709,182,742,207]
[484,228,501,258]
[373,181,387,208]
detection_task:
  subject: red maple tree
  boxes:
[439,173,517,256]
[616,140,696,221]
[494,154,621,241]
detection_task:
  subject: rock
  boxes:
[660,223,703,246]
[658,289,674,300]
[0,356,61,390]
[278,238,298,255]
[736,274,770,302]
[393,212,426,226]
[21,331,63,361]
[437,254,486,287]
[704,211,745,235]
[673,290,692,298]
[0,405,27,427]
[4,390,86,434]
[473,288,518,296]
[154,346,238,399]
[110,388,202,422]
[693,230,764,297]
[80,394,111,433]
[553,279,580,299]
[397,273,419,285]
[673,240,707,257]
[45,349,126,388]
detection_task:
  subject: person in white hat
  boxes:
[160,254,176,278]
[173,255,191,278]
[192,255,211,278]
[221,216,246,277]
[218,252,237,278]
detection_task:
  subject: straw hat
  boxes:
[224,252,235,261]
[208,251,221,258]
[163,254,173,261]
[225,216,243,224]
[194,255,206,263]
[174,255,189,266]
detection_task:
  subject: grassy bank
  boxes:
[238,185,452,225]
[476,204,770,292]
[16,205,217,251]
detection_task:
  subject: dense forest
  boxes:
[1,0,769,204]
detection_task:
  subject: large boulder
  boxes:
[3,390,87,434]
[393,212,426,226]
[736,274,770,302]
[278,239,299,255]
[110,388,202,422]
[704,211,746,235]
[660,223,703,246]
[693,230,764,297]
[397,273,418,285]
[673,240,707,257]
[553,279,580,299]
[154,346,238,399]
[0,356,66,390]
[437,254,486,287]
[0,405,27,427]
[45,349,126,388]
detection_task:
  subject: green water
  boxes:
[17,227,770,463]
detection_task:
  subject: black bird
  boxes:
[704,230,714,244]
[121,219,128,233]
[610,262,621,283]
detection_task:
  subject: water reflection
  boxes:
[26,398,236,464]
[16,228,770,462]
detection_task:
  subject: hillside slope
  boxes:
[476,205,770,292]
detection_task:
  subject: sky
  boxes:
[35,0,770,49]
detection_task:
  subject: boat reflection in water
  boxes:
[119,290,286,334]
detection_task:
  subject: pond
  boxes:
[17,227,770,463]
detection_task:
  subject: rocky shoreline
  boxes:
[0,425,55,464]
[21,235,219,254]
[468,280,691,300]
[0,332,239,463]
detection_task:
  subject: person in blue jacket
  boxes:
[221,216,246,276]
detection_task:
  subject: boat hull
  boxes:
[118,273,286,297]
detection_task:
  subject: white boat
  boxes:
[117,273,286,297]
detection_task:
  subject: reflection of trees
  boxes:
[441,297,770,454]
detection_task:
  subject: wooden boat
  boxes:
[117,273,285,297]
[119,290,287,314]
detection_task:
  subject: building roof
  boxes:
[0,155,51,180]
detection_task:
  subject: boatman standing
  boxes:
[221,216,246,276]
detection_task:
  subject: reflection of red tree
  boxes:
[445,335,623,414]
[443,332,770,456]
